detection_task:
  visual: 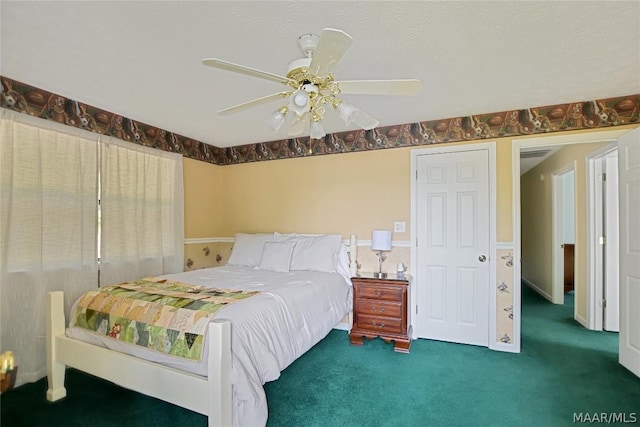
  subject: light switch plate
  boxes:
[394,221,406,233]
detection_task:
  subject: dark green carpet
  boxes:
[2,286,638,426]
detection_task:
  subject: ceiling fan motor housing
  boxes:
[286,57,313,76]
[297,33,320,57]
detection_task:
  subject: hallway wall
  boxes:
[521,141,609,321]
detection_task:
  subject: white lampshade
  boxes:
[335,102,380,130]
[336,102,356,125]
[293,91,308,107]
[310,120,326,139]
[371,230,392,251]
[268,108,287,132]
[289,90,310,116]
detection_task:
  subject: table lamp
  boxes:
[371,230,392,278]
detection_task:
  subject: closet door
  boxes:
[414,148,490,346]
[618,128,640,378]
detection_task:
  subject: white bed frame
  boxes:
[46,236,357,427]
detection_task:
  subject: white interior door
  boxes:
[604,151,619,332]
[618,127,640,377]
[415,149,490,346]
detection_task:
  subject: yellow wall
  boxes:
[219,149,412,239]
[521,141,609,319]
[183,157,223,238]
[495,139,514,242]
[184,139,515,241]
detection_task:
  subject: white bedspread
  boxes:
[66,266,352,426]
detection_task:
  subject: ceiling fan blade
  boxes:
[351,109,379,130]
[335,79,422,96]
[218,92,290,116]
[308,28,353,78]
[287,115,307,136]
[202,58,297,86]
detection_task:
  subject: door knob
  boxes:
[478,255,487,262]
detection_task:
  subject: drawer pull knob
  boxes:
[372,321,386,328]
[375,290,382,297]
[371,305,385,312]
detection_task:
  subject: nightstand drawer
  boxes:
[357,285,402,302]
[356,298,402,318]
[356,314,402,334]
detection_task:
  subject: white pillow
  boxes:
[259,241,295,272]
[336,244,352,284]
[273,231,298,242]
[290,234,342,273]
[227,233,274,267]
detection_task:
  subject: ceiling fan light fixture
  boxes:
[335,101,379,130]
[293,92,308,107]
[289,90,310,116]
[336,102,356,125]
[310,120,326,140]
[268,106,288,132]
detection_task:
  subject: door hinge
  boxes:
[599,236,606,245]
[600,299,607,308]
[603,172,607,181]
[416,305,418,314]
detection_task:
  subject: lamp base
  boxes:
[373,272,387,279]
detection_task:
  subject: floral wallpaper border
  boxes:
[2,76,638,166]
[496,247,515,344]
[1,76,222,163]
[184,242,232,271]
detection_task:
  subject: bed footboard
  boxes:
[46,291,232,427]
[208,319,232,427]
[46,291,67,401]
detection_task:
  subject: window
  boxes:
[0,110,183,385]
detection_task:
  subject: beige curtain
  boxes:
[99,136,184,286]
[0,110,184,387]
[0,110,98,386]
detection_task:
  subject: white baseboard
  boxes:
[522,277,553,302]
[490,341,520,353]
[575,313,588,328]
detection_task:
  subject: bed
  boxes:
[46,233,358,426]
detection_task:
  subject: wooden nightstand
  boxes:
[349,274,412,353]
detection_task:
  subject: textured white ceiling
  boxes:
[1,1,639,148]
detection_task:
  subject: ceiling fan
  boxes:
[202,28,422,139]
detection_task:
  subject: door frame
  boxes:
[410,141,497,348]
[603,150,620,332]
[552,164,576,305]
[586,142,619,331]
[513,129,629,340]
